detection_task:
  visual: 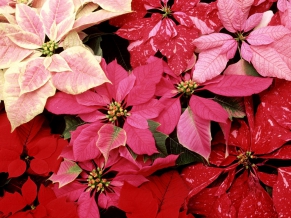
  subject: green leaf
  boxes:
[148,120,168,156]
[243,60,260,76]
[167,136,205,166]
[213,96,245,120]
[62,116,85,139]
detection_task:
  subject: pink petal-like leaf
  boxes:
[77,192,100,218]
[4,66,56,131]
[116,73,136,102]
[123,121,157,155]
[241,41,253,62]
[202,75,273,96]
[53,181,85,202]
[248,25,291,41]
[40,0,74,38]
[154,97,181,135]
[177,107,211,160]
[126,113,148,129]
[72,122,103,162]
[46,92,99,115]
[16,4,45,42]
[244,13,263,32]
[49,159,82,188]
[73,10,130,32]
[246,33,274,45]
[96,124,127,162]
[189,95,228,123]
[250,45,291,80]
[193,33,233,52]
[231,0,254,31]
[8,31,42,49]
[0,24,32,69]
[193,48,229,83]
[217,0,238,33]
[19,58,51,95]
[52,46,110,94]
[126,83,156,106]
[46,54,72,72]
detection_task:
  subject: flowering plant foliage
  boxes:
[1,0,291,217]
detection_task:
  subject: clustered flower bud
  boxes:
[177,79,198,96]
[17,0,29,4]
[106,101,130,123]
[162,6,172,18]
[87,168,110,193]
[237,150,256,169]
[41,40,59,56]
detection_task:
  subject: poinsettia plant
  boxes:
[2,0,291,217]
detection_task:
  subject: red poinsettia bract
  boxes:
[112,0,221,75]
[181,85,291,217]
[0,112,67,178]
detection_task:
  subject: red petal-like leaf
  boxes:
[118,182,158,218]
[144,171,189,218]
[181,163,223,198]
[273,167,291,217]
[21,177,37,205]
[0,192,26,216]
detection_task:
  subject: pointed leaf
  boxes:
[123,121,157,155]
[77,192,100,218]
[273,167,291,217]
[202,75,273,96]
[118,182,158,218]
[0,23,33,69]
[154,97,181,135]
[4,66,56,131]
[19,58,51,95]
[193,48,229,83]
[40,0,74,39]
[213,96,246,120]
[52,46,110,94]
[16,4,45,42]
[49,159,82,188]
[167,137,205,166]
[62,116,85,140]
[250,45,291,80]
[181,163,223,198]
[217,0,238,32]
[193,33,233,52]
[46,92,99,115]
[72,122,103,162]
[7,31,42,49]
[189,95,228,123]
[116,73,136,102]
[177,107,211,160]
[0,192,26,216]
[21,177,37,205]
[148,120,168,156]
[248,25,291,42]
[96,124,127,162]
[46,54,72,72]
[144,171,189,218]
